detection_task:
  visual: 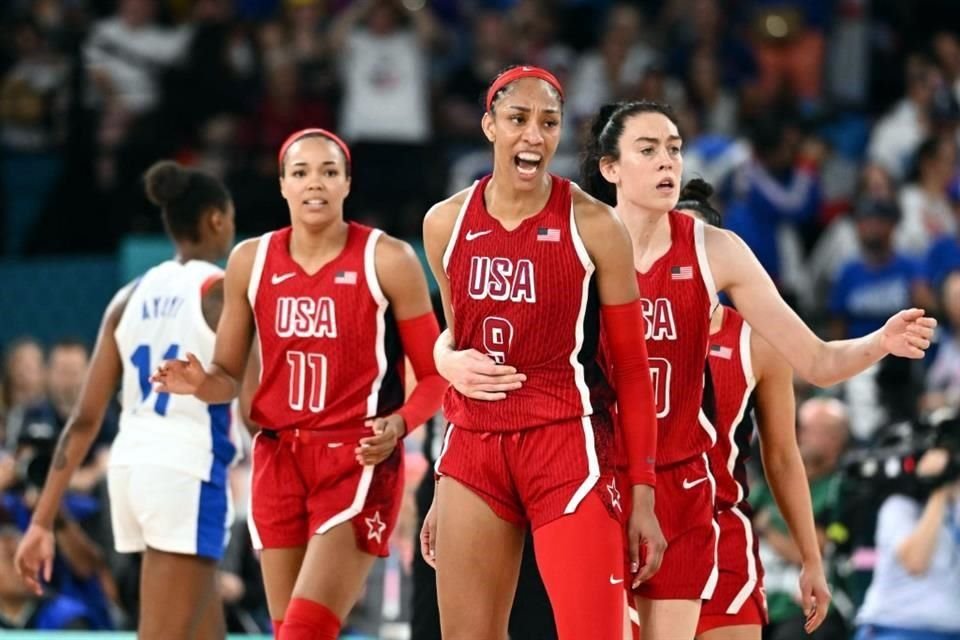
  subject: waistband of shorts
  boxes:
[259,421,372,445]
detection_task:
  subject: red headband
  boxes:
[485,66,564,112]
[277,128,351,170]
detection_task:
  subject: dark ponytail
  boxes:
[579,100,681,207]
[677,178,722,227]
[144,161,231,242]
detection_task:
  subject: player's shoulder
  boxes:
[372,230,420,272]
[570,183,630,251]
[424,186,473,233]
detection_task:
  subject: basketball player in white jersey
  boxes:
[15,160,237,640]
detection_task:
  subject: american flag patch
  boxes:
[671,265,693,280]
[334,270,357,285]
[537,227,560,242]
[710,344,733,359]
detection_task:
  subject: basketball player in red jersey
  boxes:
[576,100,935,639]
[674,181,830,640]
[151,129,446,640]
[421,66,663,640]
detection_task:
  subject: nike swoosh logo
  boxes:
[465,230,492,241]
[682,477,708,490]
[609,575,624,585]
[271,272,296,285]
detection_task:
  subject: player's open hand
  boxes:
[14,523,55,596]
[880,308,936,358]
[798,561,832,633]
[356,415,404,465]
[628,486,666,588]
[150,352,206,395]
[436,348,525,401]
[419,499,438,569]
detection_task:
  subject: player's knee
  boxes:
[279,597,340,640]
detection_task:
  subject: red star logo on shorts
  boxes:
[606,479,622,512]
[365,511,387,544]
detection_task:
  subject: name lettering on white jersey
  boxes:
[467,256,537,302]
[140,296,184,320]
[641,298,677,341]
[276,296,337,338]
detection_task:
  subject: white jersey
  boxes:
[111,259,237,484]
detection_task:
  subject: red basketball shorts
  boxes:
[248,426,403,557]
[697,505,768,633]
[434,413,624,530]
[631,453,719,600]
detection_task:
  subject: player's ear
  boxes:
[482,111,496,144]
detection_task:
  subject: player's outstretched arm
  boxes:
[751,331,831,633]
[707,227,936,387]
[152,240,257,403]
[15,282,133,595]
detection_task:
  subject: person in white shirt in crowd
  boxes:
[855,438,960,640]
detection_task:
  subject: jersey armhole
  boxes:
[694,219,720,314]
[740,321,756,389]
[247,232,273,309]
[441,180,478,273]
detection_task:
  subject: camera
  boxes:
[842,409,960,501]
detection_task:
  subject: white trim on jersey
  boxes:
[433,424,455,475]
[700,452,721,600]
[441,180,479,273]
[248,233,272,384]
[693,219,719,314]
[317,465,375,535]
[726,321,758,505]
[568,201,597,416]
[247,432,264,550]
[247,231,273,309]
[726,505,759,614]
[363,229,389,418]
[563,416,600,514]
[698,405,718,446]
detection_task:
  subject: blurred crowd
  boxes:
[3,0,960,636]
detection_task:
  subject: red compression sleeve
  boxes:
[602,300,657,487]
[280,598,339,640]
[395,312,447,436]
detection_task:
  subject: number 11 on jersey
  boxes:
[287,351,328,412]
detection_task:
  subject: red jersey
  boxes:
[637,211,718,466]
[442,175,614,432]
[247,223,404,431]
[706,307,757,510]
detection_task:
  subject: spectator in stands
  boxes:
[854,448,960,640]
[2,338,45,448]
[16,340,116,497]
[439,11,516,148]
[897,136,958,259]
[724,111,821,302]
[83,0,191,191]
[830,198,920,340]
[567,3,656,129]
[330,0,445,234]
[754,397,850,640]
[868,55,940,182]
[830,198,924,439]
[0,506,93,630]
[0,18,69,255]
[923,270,960,413]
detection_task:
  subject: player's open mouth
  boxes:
[656,178,675,192]
[515,152,542,176]
[304,198,328,206]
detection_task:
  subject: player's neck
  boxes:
[175,243,221,265]
[289,220,350,271]
[616,201,670,257]
[484,173,552,224]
